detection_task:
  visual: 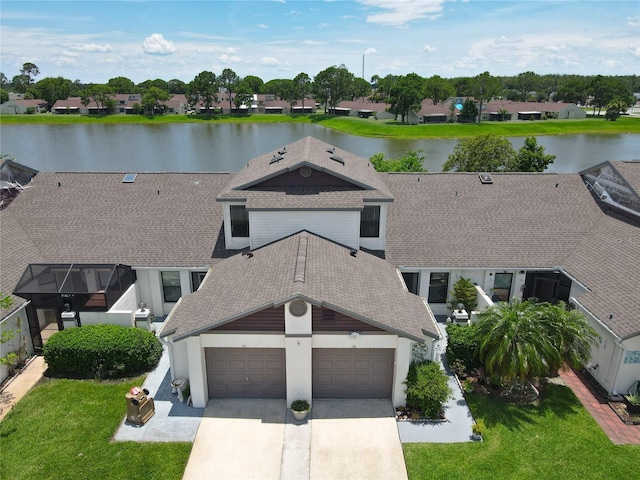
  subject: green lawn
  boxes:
[0,378,191,480]
[404,384,640,480]
[2,112,639,139]
[2,379,638,479]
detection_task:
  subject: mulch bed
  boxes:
[574,368,640,425]
[395,405,446,422]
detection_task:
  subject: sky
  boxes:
[1,0,639,85]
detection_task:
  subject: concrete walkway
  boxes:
[397,320,475,443]
[183,399,408,480]
[0,355,47,422]
[113,346,205,442]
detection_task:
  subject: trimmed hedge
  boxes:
[405,361,453,418]
[43,324,163,379]
[445,323,481,372]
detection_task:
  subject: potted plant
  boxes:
[291,399,310,420]
[623,393,640,414]
[471,419,485,440]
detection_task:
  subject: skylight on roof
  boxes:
[479,173,493,184]
[122,173,137,183]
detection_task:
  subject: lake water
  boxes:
[1,123,638,173]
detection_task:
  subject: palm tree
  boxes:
[474,298,598,383]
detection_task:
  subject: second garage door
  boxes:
[205,348,286,398]
[312,348,394,398]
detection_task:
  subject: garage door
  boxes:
[205,348,286,398]
[312,348,394,398]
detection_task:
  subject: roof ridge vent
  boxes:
[479,173,493,184]
[330,154,345,165]
[269,154,284,164]
[294,233,309,283]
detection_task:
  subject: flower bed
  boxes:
[395,405,446,422]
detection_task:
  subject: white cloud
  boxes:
[261,57,281,65]
[364,47,377,55]
[627,16,640,27]
[69,43,113,53]
[219,53,241,64]
[301,40,326,46]
[142,33,177,55]
[358,0,446,27]
[423,44,436,52]
[258,24,269,29]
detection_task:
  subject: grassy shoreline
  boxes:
[2,113,639,139]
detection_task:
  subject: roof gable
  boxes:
[161,231,438,342]
[217,137,394,204]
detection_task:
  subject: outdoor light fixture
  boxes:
[349,332,361,340]
[138,302,147,311]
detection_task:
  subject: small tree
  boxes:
[604,99,628,121]
[515,136,555,172]
[448,277,477,314]
[370,150,427,172]
[443,134,516,172]
[460,99,478,123]
[405,361,453,418]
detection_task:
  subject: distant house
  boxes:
[52,93,187,115]
[0,98,47,114]
[484,100,586,121]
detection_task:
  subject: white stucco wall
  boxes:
[573,300,625,395]
[250,210,360,250]
[223,202,251,250]
[133,268,194,316]
[0,304,34,383]
[172,299,416,407]
[359,203,388,251]
[617,335,640,395]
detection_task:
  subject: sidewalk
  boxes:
[558,369,640,445]
[396,320,475,443]
[0,355,47,422]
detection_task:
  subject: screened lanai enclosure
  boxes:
[13,264,135,351]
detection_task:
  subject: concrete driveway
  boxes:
[182,398,407,480]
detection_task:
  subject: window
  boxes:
[493,273,513,302]
[230,205,249,237]
[360,205,380,237]
[161,271,182,302]
[402,272,420,295]
[191,271,207,292]
[427,272,449,303]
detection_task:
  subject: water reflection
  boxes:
[1,123,638,173]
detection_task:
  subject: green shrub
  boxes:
[448,277,477,314]
[43,324,162,379]
[405,361,453,418]
[445,323,481,371]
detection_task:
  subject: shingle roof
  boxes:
[611,160,640,194]
[384,171,602,268]
[217,137,394,208]
[1,172,234,268]
[1,138,639,340]
[562,215,640,339]
[161,231,439,341]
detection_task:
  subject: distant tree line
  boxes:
[1,62,636,120]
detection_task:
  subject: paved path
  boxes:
[183,399,408,480]
[397,320,475,443]
[0,355,46,422]
[558,369,640,444]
